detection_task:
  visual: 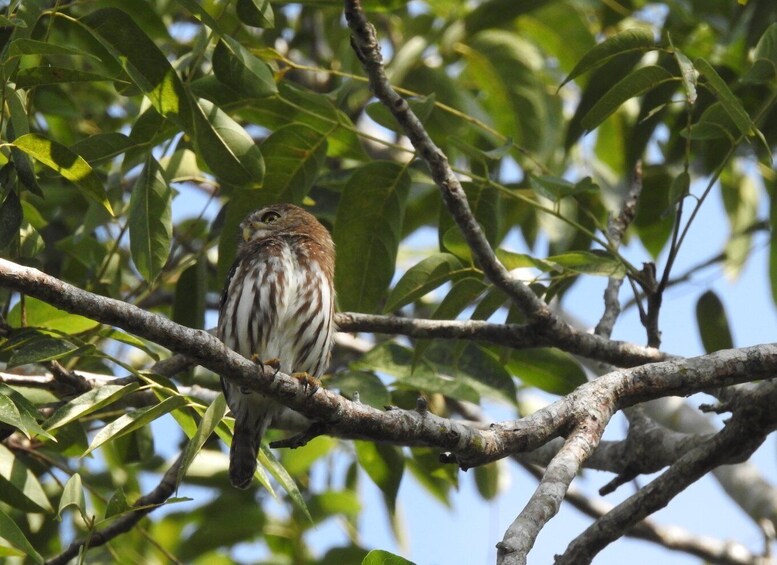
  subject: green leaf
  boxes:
[104,488,130,519]
[560,28,656,88]
[236,0,275,28]
[45,383,141,431]
[129,156,172,282]
[192,98,265,186]
[547,250,625,278]
[14,67,122,88]
[671,45,697,104]
[581,65,675,132]
[355,441,404,514]
[7,38,100,59]
[362,549,415,565]
[384,253,473,313]
[334,162,411,313]
[212,36,277,98]
[324,371,391,409]
[71,133,134,164]
[425,342,517,403]
[0,384,54,440]
[668,170,691,208]
[0,189,22,249]
[0,443,54,513]
[82,8,192,128]
[260,124,328,203]
[474,462,501,500]
[354,342,480,402]
[258,445,312,522]
[743,23,777,84]
[7,297,99,334]
[0,507,43,564]
[172,258,207,329]
[507,348,587,395]
[695,58,754,137]
[366,95,436,132]
[11,133,114,216]
[695,290,733,353]
[530,175,599,202]
[176,393,227,487]
[84,395,187,456]
[7,335,79,368]
[58,473,87,522]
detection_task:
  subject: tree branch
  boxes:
[46,453,186,565]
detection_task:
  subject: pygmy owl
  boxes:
[217,203,336,489]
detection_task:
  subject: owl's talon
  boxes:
[251,355,282,376]
[292,372,320,396]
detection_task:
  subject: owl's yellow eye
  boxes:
[261,211,281,223]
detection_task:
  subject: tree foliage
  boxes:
[0,0,776,563]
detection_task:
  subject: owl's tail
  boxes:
[229,414,269,489]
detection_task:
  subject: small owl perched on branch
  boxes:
[217,203,336,489]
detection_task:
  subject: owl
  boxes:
[217,203,336,489]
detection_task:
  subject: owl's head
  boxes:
[240,203,330,246]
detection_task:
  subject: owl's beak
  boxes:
[242,225,253,241]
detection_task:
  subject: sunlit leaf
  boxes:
[355,441,404,514]
[177,393,227,487]
[45,383,142,431]
[384,253,474,312]
[58,473,87,521]
[7,297,99,334]
[0,507,43,564]
[362,549,415,565]
[11,134,114,216]
[507,348,587,394]
[0,444,53,513]
[260,124,328,203]
[85,395,187,456]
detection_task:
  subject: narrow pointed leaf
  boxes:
[45,383,141,431]
[58,473,87,521]
[581,66,675,132]
[695,58,754,136]
[0,444,53,513]
[82,8,192,128]
[7,297,99,334]
[561,28,656,87]
[11,134,113,215]
[176,393,227,487]
[129,157,172,282]
[0,507,43,564]
[236,0,274,28]
[0,384,55,440]
[192,99,265,186]
[0,190,22,249]
[384,253,474,313]
[213,36,277,98]
[84,395,186,456]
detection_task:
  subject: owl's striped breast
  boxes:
[217,238,334,378]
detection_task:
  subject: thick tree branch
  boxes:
[2,259,777,470]
[556,382,777,564]
[336,312,666,367]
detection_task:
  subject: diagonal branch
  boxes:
[46,453,185,565]
[343,0,553,323]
